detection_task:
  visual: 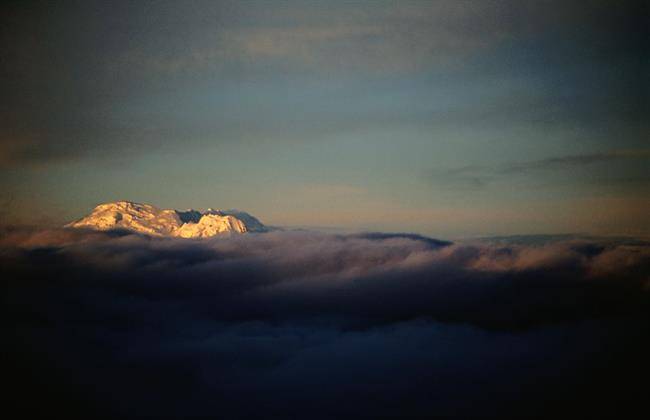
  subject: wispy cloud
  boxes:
[107,1,512,76]
[431,149,650,190]
[499,149,650,175]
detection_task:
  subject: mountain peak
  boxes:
[66,201,268,238]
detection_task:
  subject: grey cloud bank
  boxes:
[3,228,648,418]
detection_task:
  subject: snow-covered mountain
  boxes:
[66,201,268,238]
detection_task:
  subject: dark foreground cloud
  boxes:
[2,228,648,418]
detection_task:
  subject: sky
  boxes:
[1,0,648,238]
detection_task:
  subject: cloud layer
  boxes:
[2,228,648,418]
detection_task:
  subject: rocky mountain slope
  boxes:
[66,201,267,238]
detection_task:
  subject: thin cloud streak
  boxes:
[500,149,650,174]
[431,149,650,190]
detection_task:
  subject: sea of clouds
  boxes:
[2,228,648,418]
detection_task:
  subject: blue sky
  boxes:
[1,0,647,237]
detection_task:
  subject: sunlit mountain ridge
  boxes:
[66,201,268,238]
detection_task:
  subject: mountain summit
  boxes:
[66,201,268,238]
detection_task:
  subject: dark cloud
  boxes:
[2,228,648,418]
[500,149,650,175]
[431,149,650,190]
